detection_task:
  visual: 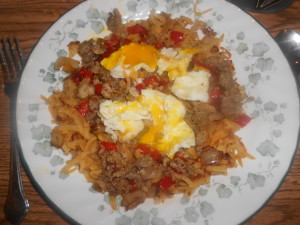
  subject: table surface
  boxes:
[0,0,299,224]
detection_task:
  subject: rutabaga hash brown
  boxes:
[44,9,254,210]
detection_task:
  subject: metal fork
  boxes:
[256,0,283,9]
[0,37,29,225]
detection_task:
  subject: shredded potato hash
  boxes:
[44,9,254,210]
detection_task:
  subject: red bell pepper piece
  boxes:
[235,114,252,127]
[158,176,174,192]
[138,38,148,45]
[135,144,162,162]
[143,75,159,87]
[72,67,94,84]
[75,100,90,118]
[209,87,222,101]
[129,180,138,193]
[135,83,145,93]
[123,38,132,45]
[127,24,148,35]
[94,83,103,96]
[97,48,115,61]
[100,141,118,152]
[170,31,185,42]
[97,35,121,62]
[209,87,222,109]
[153,42,165,49]
[104,34,120,49]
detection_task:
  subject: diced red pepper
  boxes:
[209,87,222,101]
[159,80,169,87]
[72,67,94,84]
[170,31,185,42]
[104,34,120,49]
[194,60,219,79]
[140,75,169,91]
[72,74,82,84]
[235,114,252,127]
[97,48,115,61]
[138,38,148,45]
[123,38,132,45]
[135,83,145,93]
[143,75,159,87]
[100,141,118,152]
[97,35,121,62]
[83,71,93,79]
[158,176,174,192]
[127,24,148,35]
[94,83,103,96]
[129,180,138,193]
[153,42,165,49]
[75,100,90,118]
[135,144,162,162]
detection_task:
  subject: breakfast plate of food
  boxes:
[16,0,299,224]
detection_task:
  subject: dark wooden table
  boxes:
[0,0,299,224]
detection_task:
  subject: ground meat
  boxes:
[100,77,132,101]
[50,129,64,148]
[89,98,100,111]
[78,39,105,66]
[203,56,232,74]
[200,55,245,119]
[202,27,217,38]
[90,62,103,74]
[86,111,97,122]
[185,101,221,146]
[218,71,236,90]
[121,190,147,210]
[77,78,95,99]
[106,9,125,37]
[221,84,245,120]
[199,146,224,165]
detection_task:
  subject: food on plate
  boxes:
[44,8,254,210]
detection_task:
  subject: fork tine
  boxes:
[0,46,7,73]
[8,37,20,73]
[1,38,15,79]
[14,37,25,68]
[256,0,283,9]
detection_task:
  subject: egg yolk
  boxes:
[101,43,159,71]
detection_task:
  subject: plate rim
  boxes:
[15,0,300,224]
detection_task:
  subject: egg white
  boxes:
[171,70,211,101]
[97,90,195,158]
[98,100,150,141]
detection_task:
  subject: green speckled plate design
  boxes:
[16,0,299,224]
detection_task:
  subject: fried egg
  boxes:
[157,47,195,80]
[138,90,195,157]
[171,70,211,101]
[101,43,159,78]
[98,100,150,141]
[98,90,195,158]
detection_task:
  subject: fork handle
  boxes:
[4,104,29,225]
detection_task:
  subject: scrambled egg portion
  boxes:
[98,90,195,158]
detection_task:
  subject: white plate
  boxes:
[16,0,300,224]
